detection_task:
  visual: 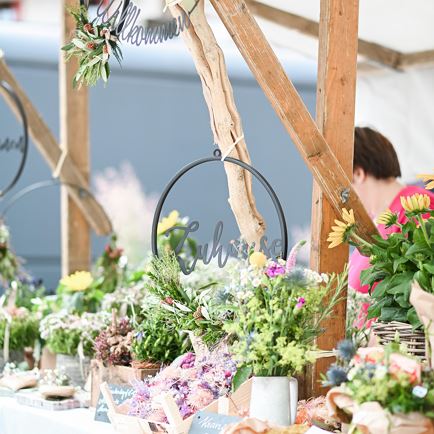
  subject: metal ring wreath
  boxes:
[151,148,288,270]
[0,80,29,198]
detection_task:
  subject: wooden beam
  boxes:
[209,0,378,243]
[311,0,359,396]
[60,0,92,274]
[0,53,111,238]
[246,0,410,70]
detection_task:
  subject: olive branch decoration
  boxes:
[62,6,122,88]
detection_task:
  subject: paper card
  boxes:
[188,410,242,434]
[305,426,334,434]
[94,383,135,423]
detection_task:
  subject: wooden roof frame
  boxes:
[247,0,434,70]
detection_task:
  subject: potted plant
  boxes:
[0,306,39,368]
[39,310,110,387]
[224,248,347,426]
[326,343,434,433]
[328,191,434,357]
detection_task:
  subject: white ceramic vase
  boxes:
[249,376,298,426]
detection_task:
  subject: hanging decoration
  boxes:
[0,80,28,198]
[151,149,288,275]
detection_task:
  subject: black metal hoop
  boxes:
[151,149,288,259]
[0,80,29,198]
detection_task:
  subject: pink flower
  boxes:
[286,240,306,272]
[389,353,421,384]
[355,347,385,365]
[266,263,285,278]
[187,386,214,410]
[295,297,306,309]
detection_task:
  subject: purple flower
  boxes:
[265,262,286,278]
[295,297,306,309]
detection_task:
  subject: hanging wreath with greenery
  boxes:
[61,5,122,88]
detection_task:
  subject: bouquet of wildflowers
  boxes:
[326,343,434,432]
[224,243,347,378]
[62,5,122,87]
[128,342,236,422]
[40,311,111,357]
[328,190,434,327]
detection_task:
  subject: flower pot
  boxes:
[249,376,298,426]
[56,354,90,388]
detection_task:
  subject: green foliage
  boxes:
[131,309,188,364]
[226,266,348,377]
[92,235,126,294]
[0,313,39,351]
[362,210,434,328]
[0,223,19,286]
[146,254,227,346]
[62,6,122,87]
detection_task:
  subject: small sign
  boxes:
[94,384,135,423]
[188,411,242,434]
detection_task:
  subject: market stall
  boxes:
[0,0,433,433]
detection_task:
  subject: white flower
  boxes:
[374,365,388,380]
[347,366,358,381]
[252,277,262,287]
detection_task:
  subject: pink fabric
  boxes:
[349,186,434,294]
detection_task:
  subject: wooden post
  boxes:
[310,0,359,395]
[60,0,91,274]
[209,0,377,242]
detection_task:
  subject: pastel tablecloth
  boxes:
[0,397,115,434]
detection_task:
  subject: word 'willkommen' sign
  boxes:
[94,0,198,46]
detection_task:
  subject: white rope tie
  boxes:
[52,148,68,179]
[221,134,244,161]
[163,0,183,12]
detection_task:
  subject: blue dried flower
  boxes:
[337,339,356,362]
[285,267,307,286]
[325,365,348,386]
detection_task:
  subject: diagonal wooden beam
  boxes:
[246,0,423,70]
[0,54,112,236]
[209,0,378,242]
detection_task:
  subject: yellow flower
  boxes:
[60,271,93,292]
[327,208,356,249]
[417,173,434,190]
[376,209,397,226]
[249,251,267,268]
[157,210,180,235]
[400,194,430,213]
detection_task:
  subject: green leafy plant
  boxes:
[0,308,39,351]
[146,254,228,346]
[131,309,188,364]
[0,223,19,287]
[225,254,347,377]
[328,195,434,328]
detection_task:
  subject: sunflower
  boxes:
[417,173,434,190]
[60,271,93,292]
[376,209,398,227]
[157,210,180,235]
[327,208,356,249]
[400,194,430,213]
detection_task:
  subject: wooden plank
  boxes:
[209,0,378,243]
[0,53,112,237]
[246,0,402,70]
[60,0,91,274]
[311,0,359,396]
[400,49,434,68]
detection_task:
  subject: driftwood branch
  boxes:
[169,0,266,246]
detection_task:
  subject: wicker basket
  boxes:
[372,321,426,359]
